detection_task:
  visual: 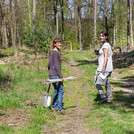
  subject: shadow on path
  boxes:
[71,59,98,67]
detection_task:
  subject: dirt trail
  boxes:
[42,58,98,134]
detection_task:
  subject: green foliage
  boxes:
[72,41,79,50]
[23,24,54,54]
[113,0,127,46]
[0,47,15,56]
[82,20,94,49]
[64,27,79,49]
[64,27,74,41]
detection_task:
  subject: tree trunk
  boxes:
[33,0,37,57]
[74,0,78,40]
[94,0,97,47]
[127,0,130,50]
[0,0,2,47]
[33,0,36,32]
[9,0,14,48]
[28,0,32,26]
[17,27,21,47]
[88,0,92,21]
[78,0,82,50]
[130,0,133,46]
[113,0,116,47]
[56,0,58,35]
[14,0,17,49]
[1,0,8,48]
[105,0,108,33]
[61,0,64,42]
[53,0,58,35]
[113,22,116,48]
[44,2,46,24]
[53,3,56,26]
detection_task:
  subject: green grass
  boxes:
[0,49,134,133]
[0,49,75,133]
[65,50,134,134]
[0,52,54,133]
[0,92,22,109]
[0,124,15,134]
[19,106,55,134]
[0,47,15,56]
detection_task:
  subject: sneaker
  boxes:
[98,97,107,104]
[51,108,58,112]
[57,109,66,115]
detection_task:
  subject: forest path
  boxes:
[42,56,99,134]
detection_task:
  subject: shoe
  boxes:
[51,108,58,112]
[106,101,112,105]
[98,97,107,104]
[57,109,66,115]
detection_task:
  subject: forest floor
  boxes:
[0,48,134,134]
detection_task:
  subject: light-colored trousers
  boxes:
[95,71,112,102]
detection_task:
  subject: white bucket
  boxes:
[43,95,51,107]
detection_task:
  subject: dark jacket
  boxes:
[48,50,63,78]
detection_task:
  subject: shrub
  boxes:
[23,24,55,55]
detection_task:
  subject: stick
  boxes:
[46,76,77,84]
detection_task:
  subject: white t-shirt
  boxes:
[97,42,113,72]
